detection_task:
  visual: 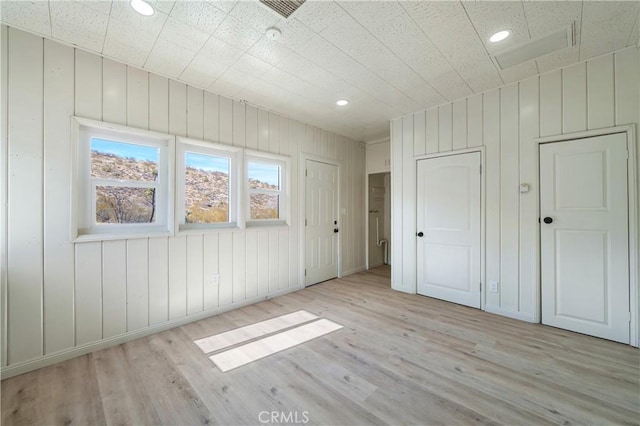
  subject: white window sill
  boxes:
[74,230,173,243]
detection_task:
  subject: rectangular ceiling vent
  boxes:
[492,24,575,70]
[259,0,306,18]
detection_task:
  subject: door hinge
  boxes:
[480,282,482,291]
[479,164,482,174]
[305,169,308,176]
[305,219,307,226]
[629,312,632,322]
[305,269,307,276]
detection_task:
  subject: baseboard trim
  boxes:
[0,286,298,380]
[484,305,537,323]
[341,265,366,277]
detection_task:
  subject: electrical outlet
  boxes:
[212,273,220,286]
[489,280,499,293]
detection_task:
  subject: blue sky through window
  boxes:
[186,152,229,174]
[91,138,158,162]
[248,162,280,187]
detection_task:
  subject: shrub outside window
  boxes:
[73,117,174,240]
[246,152,288,226]
[176,138,241,231]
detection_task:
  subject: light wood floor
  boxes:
[2,266,639,425]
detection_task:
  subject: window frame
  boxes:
[245,151,290,227]
[176,137,242,233]
[71,116,175,242]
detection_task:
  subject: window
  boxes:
[246,152,288,225]
[177,138,241,231]
[73,117,174,240]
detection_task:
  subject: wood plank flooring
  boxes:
[2,266,639,425]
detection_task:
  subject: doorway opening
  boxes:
[368,172,390,269]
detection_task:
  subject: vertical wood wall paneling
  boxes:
[425,107,439,154]
[168,236,187,319]
[587,55,615,130]
[126,239,149,331]
[539,70,562,137]
[232,231,246,302]
[313,127,322,157]
[327,131,337,159]
[218,232,233,305]
[187,86,204,140]
[390,119,403,290]
[483,89,501,308]
[452,98,468,150]
[2,29,367,372]
[401,116,416,291]
[43,39,75,355]
[126,67,149,130]
[219,96,232,145]
[149,74,169,133]
[614,48,640,127]
[169,80,187,137]
[257,230,269,295]
[268,229,279,292]
[269,112,280,154]
[279,229,289,290]
[148,237,169,325]
[288,121,300,286]
[203,233,219,310]
[75,242,103,345]
[245,104,258,151]
[74,45,104,348]
[7,29,44,363]
[186,235,204,315]
[562,62,587,134]
[0,25,7,366]
[75,50,102,121]
[101,240,127,338]
[518,77,539,315]
[203,92,219,142]
[413,110,426,156]
[258,109,269,152]
[102,58,126,125]
[438,103,453,152]
[245,231,258,298]
[232,100,245,147]
[499,84,520,311]
[467,94,483,148]
[279,115,289,156]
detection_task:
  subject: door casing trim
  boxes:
[535,125,638,347]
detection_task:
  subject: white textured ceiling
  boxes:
[1,0,639,141]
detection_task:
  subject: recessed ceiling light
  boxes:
[489,30,510,43]
[130,0,155,16]
[336,99,349,106]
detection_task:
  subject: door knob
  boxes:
[416,231,424,237]
[334,228,339,233]
[543,217,553,224]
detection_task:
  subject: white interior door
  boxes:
[305,160,338,286]
[540,134,630,343]
[416,152,481,308]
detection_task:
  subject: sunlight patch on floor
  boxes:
[209,319,343,372]
[194,310,319,354]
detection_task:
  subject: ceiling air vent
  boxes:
[492,24,575,70]
[259,0,306,18]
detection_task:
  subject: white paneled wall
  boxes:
[391,47,640,321]
[0,27,365,376]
